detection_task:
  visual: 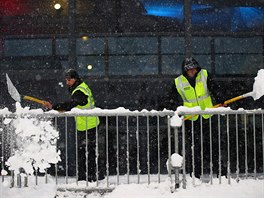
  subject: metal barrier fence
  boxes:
[176,108,264,188]
[0,108,264,192]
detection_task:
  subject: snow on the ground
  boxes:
[99,177,264,198]
[0,175,57,198]
[1,175,263,198]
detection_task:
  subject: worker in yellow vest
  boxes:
[175,59,213,121]
[172,57,226,179]
[42,69,103,182]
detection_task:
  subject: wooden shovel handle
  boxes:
[23,95,45,105]
[184,95,246,121]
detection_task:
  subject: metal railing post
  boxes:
[157,116,160,183]
[106,116,109,187]
[136,116,140,184]
[17,174,21,188]
[65,117,68,184]
[218,114,222,184]
[209,116,213,184]
[1,117,5,183]
[227,114,231,185]
[191,119,195,185]
[24,174,28,187]
[200,116,204,178]
[85,117,88,186]
[10,170,14,188]
[96,118,99,187]
[167,116,172,189]
[126,116,130,184]
[174,126,180,188]
[55,117,58,185]
[244,114,248,179]
[75,121,78,185]
[116,116,119,185]
[147,116,150,185]
[235,114,240,183]
[182,121,186,189]
[253,113,257,180]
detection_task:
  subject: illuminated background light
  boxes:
[87,64,93,70]
[81,36,89,41]
[54,3,61,10]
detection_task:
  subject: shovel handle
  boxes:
[184,94,248,121]
[23,95,45,105]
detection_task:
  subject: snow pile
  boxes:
[170,153,183,168]
[0,176,57,198]
[253,69,264,100]
[170,112,182,127]
[5,102,61,175]
[166,153,183,172]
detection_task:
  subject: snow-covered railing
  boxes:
[1,106,264,193]
[174,107,264,189]
[0,106,175,191]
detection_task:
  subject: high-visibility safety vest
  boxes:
[72,82,100,131]
[175,69,213,121]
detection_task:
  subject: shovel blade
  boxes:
[6,74,21,102]
[252,69,264,100]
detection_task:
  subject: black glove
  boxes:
[217,99,227,106]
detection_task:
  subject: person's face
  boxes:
[65,78,76,87]
[186,68,197,78]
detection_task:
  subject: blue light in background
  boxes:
[235,7,264,28]
[144,4,213,20]
[141,0,264,31]
[145,5,183,19]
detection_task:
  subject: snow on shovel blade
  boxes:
[252,69,264,100]
[6,74,21,102]
[6,74,45,105]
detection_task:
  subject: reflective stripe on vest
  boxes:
[175,69,213,121]
[73,85,95,109]
[72,82,100,131]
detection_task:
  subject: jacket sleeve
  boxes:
[53,90,88,111]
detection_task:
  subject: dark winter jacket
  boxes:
[53,79,88,111]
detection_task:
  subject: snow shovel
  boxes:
[6,74,45,105]
[184,69,264,120]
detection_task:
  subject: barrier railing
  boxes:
[0,108,263,192]
[176,108,264,188]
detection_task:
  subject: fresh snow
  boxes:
[1,175,263,198]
